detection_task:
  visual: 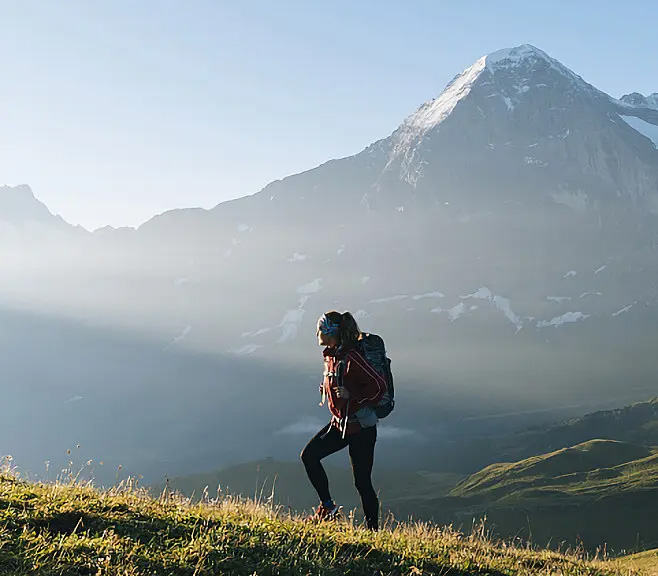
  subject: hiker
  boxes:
[300,311,387,531]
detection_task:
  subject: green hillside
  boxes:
[450,440,657,500]
[620,549,658,575]
[432,440,658,553]
[0,474,634,575]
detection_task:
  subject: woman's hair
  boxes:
[325,310,361,350]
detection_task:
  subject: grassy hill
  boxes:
[450,440,657,500]
[620,549,658,575]
[0,474,636,575]
[427,440,658,553]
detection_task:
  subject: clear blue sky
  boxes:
[1,0,656,230]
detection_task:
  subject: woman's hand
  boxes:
[334,386,350,399]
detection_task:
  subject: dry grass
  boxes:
[0,467,640,575]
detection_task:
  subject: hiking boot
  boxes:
[310,502,341,522]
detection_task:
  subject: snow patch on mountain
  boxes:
[547,296,571,303]
[460,286,523,330]
[277,308,305,343]
[620,115,658,147]
[432,302,466,322]
[537,312,589,328]
[412,291,445,300]
[525,156,548,167]
[231,344,264,356]
[486,45,593,94]
[242,327,273,338]
[612,304,634,317]
[297,278,322,294]
[400,56,487,138]
[370,295,408,304]
[288,253,308,262]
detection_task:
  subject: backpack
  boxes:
[358,333,395,419]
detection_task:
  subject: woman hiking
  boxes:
[300,311,386,530]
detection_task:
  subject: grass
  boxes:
[619,549,658,575]
[0,472,639,575]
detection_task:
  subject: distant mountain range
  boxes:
[2,44,657,490]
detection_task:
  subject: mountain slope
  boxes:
[0,475,632,575]
[75,42,658,379]
[0,184,82,237]
[450,440,658,499]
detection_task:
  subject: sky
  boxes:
[1,0,657,231]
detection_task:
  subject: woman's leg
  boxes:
[348,425,378,530]
[300,423,348,503]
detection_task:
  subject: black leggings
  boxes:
[300,423,378,530]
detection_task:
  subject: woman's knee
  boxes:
[300,444,316,466]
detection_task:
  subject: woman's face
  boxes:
[317,331,339,347]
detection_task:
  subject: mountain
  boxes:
[3,44,658,482]
[0,184,82,237]
[70,43,658,404]
[620,92,658,112]
[0,184,85,274]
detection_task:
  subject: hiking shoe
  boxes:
[310,502,341,522]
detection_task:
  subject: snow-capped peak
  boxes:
[395,44,591,144]
[399,56,487,137]
[619,92,658,112]
[384,44,605,181]
[486,44,554,68]
[485,44,592,91]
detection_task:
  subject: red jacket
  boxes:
[321,346,386,435]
